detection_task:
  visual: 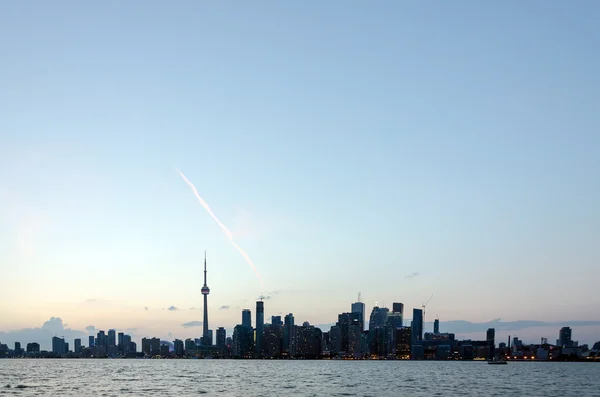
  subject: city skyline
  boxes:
[2,1,599,341]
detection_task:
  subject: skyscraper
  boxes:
[242,309,252,329]
[559,327,572,347]
[271,315,283,326]
[216,327,226,349]
[256,301,264,355]
[369,306,389,330]
[392,302,404,316]
[52,336,65,355]
[434,319,440,334]
[74,338,82,354]
[88,335,94,347]
[351,295,365,331]
[201,252,210,345]
[412,308,423,343]
[284,313,295,355]
[108,329,116,346]
[486,328,495,357]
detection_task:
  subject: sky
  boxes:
[1,1,599,347]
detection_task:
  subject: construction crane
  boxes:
[422,294,433,328]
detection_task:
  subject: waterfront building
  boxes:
[52,336,66,355]
[242,309,252,329]
[174,339,184,356]
[284,313,296,355]
[216,327,226,349]
[256,301,264,355]
[351,299,365,331]
[411,308,423,343]
[74,338,82,354]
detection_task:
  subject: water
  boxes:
[0,360,598,396]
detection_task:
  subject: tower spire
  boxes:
[204,250,207,286]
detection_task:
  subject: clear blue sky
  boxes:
[1,1,599,340]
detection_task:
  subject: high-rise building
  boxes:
[206,330,213,346]
[122,335,132,354]
[88,335,94,347]
[271,315,283,326]
[52,336,65,355]
[14,342,22,356]
[411,308,423,343]
[74,338,82,354]
[185,338,196,352]
[337,312,361,354]
[232,325,254,357]
[392,302,404,316]
[434,319,440,334]
[242,309,252,329]
[216,327,226,349]
[174,339,184,356]
[256,301,264,355]
[351,299,365,331]
[369,306,389,330]
[108,329,116,346]
[486,328,495,357]
[296,323,322,358]
[96,331,106,347]
[26,343,40,353]
[201,252,211,346]
[284,313,295,355]
[263,324,283,358]
[118,332,124,350]
[559,327,572,347]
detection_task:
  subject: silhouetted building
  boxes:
[486,328,495,357]
[174,339,184,356]
[337,312,361,354]
[122,335,132,354]
[74,338,82,354]
[160,344,170,356]
[392,302,404,316]
[256,301,264,355]
[96,331,106,347]
[434,319,440,334]
[233,324,254,357]
[242,309,252,329]
[351,300,365,331]
[108,329,116,346]
[411,308,423,343]
[559,327,572,347]
[368,326,387,357]
[52,337,66,354]
[26,342,40,353]
[216,327,226,349]
[284,313,296,355]
[395,327,411,358]
[386,312,403,329]
[88,335,94,347]
[296,323,322,358]
[369,306,389,330]
[329,325,341,355]
[185,338,196,352]
[263,324,283,358]
[142,337,161,356]
[271,315,283,326]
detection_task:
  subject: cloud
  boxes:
[405,272,420,279]
[219,305,230,310]
[86,298,97,303]
[168,306,179,311]
[181,321,203,328]
[85,326,96,334]
[0,317,87,350]
[189,307,199,311]
[144,307,149,311]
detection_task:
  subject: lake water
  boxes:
[0,360,598,396]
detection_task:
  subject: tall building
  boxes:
[108,329,116,346]
[232,325,254,357]
[263,324,283,358]
[52,336,66,355]
[174,339,184,356]
[256,301,264,355]
[351,298,365,331]
[26,343,40,353]
[88,335,94,348]
[434,319,440,334]
[201,252,211,345]
[559,327,572,347]
[392,302,404,316]
[74,338,82,354]
[271,315,283,326]
[216,327,226,349]
[96,331,106,347]
[284,313,295,355]
[486,328,495,357]
[118,332,124,350]
[242,309,252,329]
[411,308,423,343]
[14,342,22,356]
[369,306,389,330]
[337,312,361,354]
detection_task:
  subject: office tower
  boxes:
[185,338,196,352]
[434,319,440,334]
[392,302,404,316]
[216,327,226,349]
[284,313,295,355]
[256,301,264,355]
[96,331,106,347]
[411,308,423,343]
[52,337,65,354]
[233,325,254,357]
[263,324,283,358]
[89,335,94,347]
[122,335,132,354]
[174,339,184,356]
[206,330,213,346]
[386,312,403,329]
[369,306,389,330]
[201,252,211,345]
[337,312,361,354]
[242,309,252,329]
[64,342,69,353]
[14,342,21,356]
[559,327,572,347]
[118,332,124,350]
[108,329,116,346]
[295,323,323,358]
[74,339,82,354]
[26,343,40,353]
[487,328,495,357]
[271,315,283,326]
[351,295,365,331]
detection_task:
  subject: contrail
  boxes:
[176,168,264,285]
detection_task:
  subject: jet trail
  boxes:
[176,168,264,285]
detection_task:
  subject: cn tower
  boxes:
[201,251,210,344]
